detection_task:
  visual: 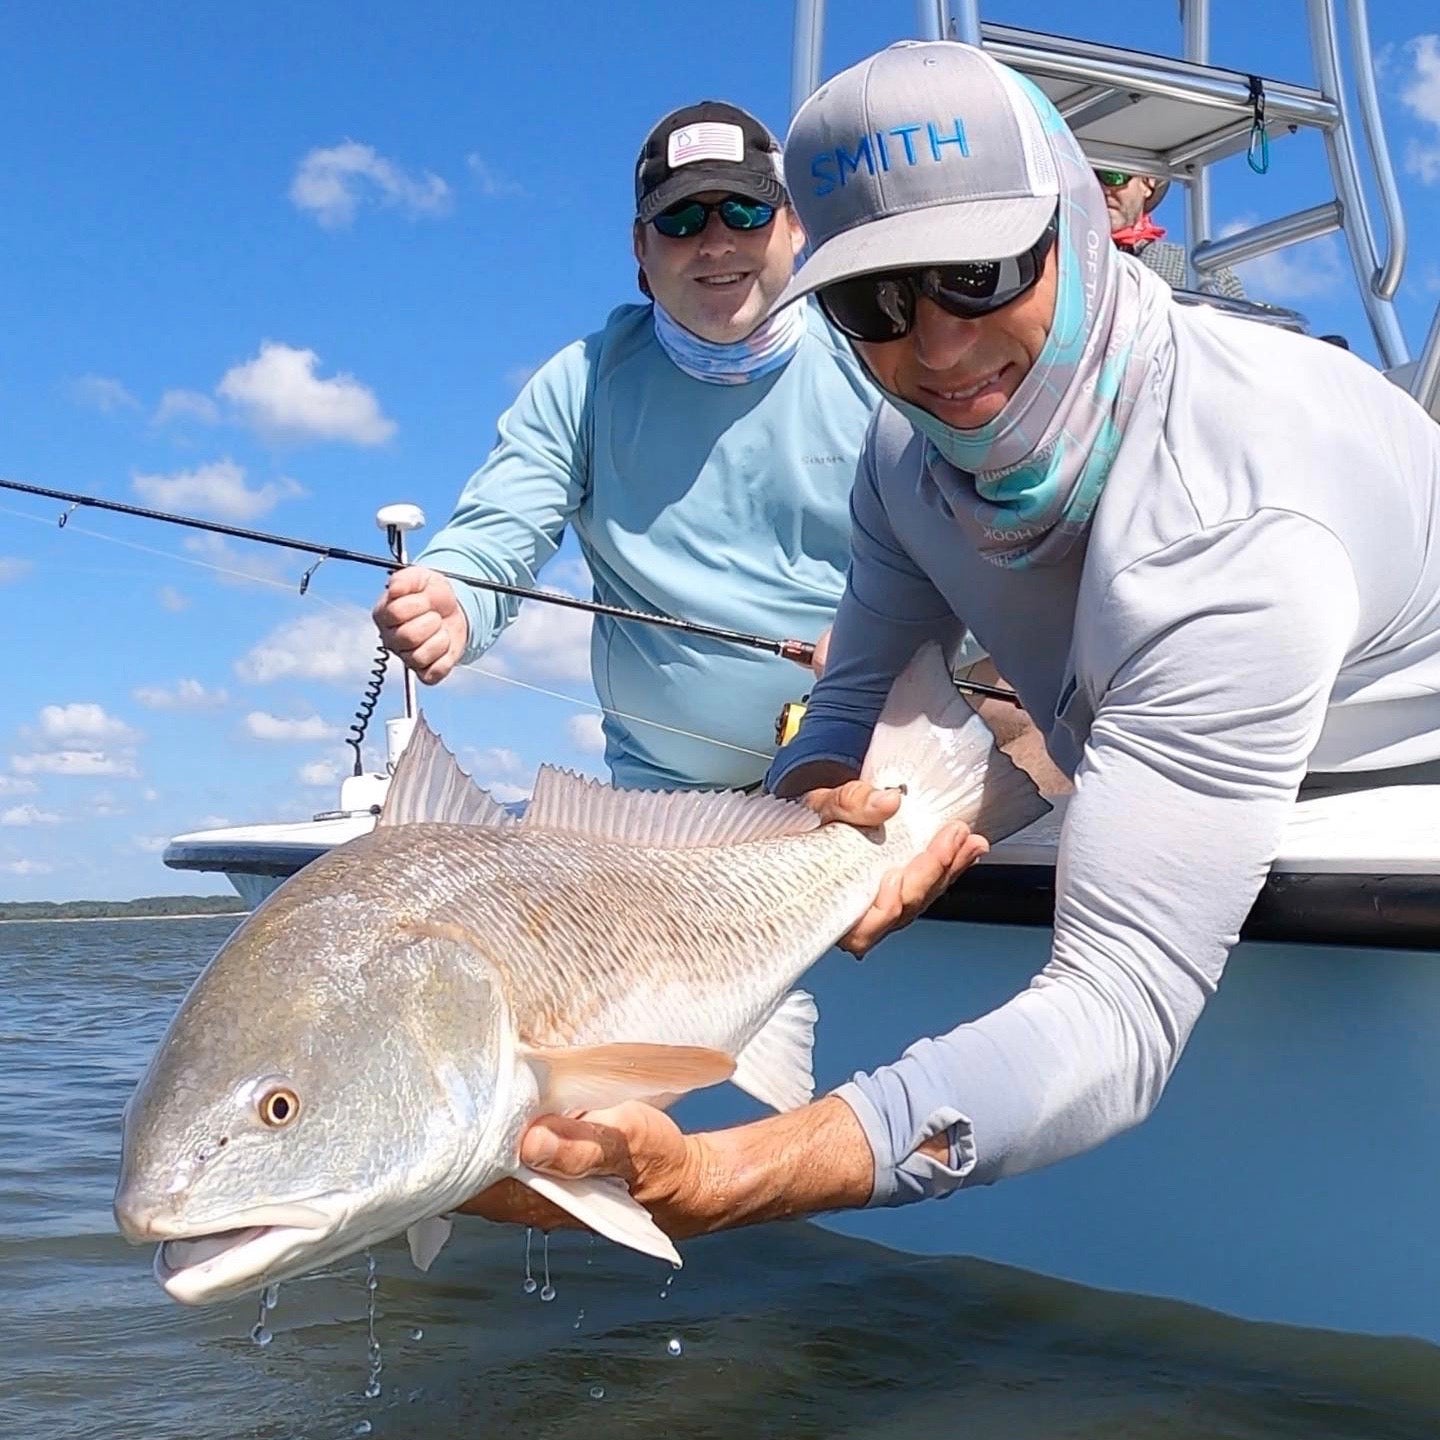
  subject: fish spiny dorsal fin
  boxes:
[521,766,821,847]
[377,716,517,829]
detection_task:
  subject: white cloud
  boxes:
[299,757,343,787]
[0,777,38,795]
[92,792,126,817]
[132,678,229,710]
[131,835,171,854]
[1220,218,1346,301]
[244,711,340,742]
[485,594,593,684]
[1,804,61,826]
[218,341,396,446]
[458,744,531,805]
[12,750,138,777]
[290,140,452,228]
[1,858,53,876]
[154,388,221,425]
[181,533,297,588]
[158,584,190,612]
[465,745,523,776]
[236,605,395,686]
[70,374,139,414]
[132,458,304,522]
[36,703,138,744]
[483,780,531,804]
[0,557,32,584]
[1400,34,1440,183]
[566,712,606,755]
[467,155,527,199]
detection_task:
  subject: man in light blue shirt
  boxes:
[373,101,879,790]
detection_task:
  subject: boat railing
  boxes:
[790,0,1440,420]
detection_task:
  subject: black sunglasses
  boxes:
[651,195,777,239]
[1093,168,1132,188]
[817,210,1060,343]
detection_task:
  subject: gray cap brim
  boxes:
[775,193,1056,312]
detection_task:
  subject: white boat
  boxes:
[164,0,1440,1343]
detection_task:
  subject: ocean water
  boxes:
[4,915,1439,1440]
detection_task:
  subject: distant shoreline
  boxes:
[0,910,249,925]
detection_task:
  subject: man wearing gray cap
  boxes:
[459,42,1440,1243]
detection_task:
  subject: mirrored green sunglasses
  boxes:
[1093,168,1133,188]
[651,196,777,239]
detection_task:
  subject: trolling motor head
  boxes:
[376,503,426,564]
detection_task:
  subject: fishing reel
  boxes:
[774,696,809,748]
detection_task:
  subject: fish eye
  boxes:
[257,1085,300,1128]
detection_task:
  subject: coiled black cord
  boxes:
[346,637,389,776]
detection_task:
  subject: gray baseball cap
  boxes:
[778,42,1060,307]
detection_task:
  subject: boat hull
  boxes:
[675,920,1440,1344]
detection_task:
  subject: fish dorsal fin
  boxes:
[378,716,516,829]
[522,766,820,848]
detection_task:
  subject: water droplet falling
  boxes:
[589,1385,605,1400]
[522,1227,537,1294]
[666,1337,683,1357]
[409,1327,424,1342]
[363,1251,383,1402]
[251,1284,276,1346]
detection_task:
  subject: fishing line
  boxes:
[461,665,774,762]
[2,496,774,762]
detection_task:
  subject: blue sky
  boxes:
[3,1,1439,901]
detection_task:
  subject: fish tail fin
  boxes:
[859,642,1050,850]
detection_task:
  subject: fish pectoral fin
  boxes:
[406,1214,454,1271]
[520,1042,735,1113]
[731,990,817,1112]
[515,1168,681,1268]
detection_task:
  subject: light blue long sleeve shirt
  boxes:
[769,307,1440,1206]
[417,302,878,790]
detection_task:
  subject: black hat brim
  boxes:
[637,167,786,224]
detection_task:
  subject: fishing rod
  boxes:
[0,477,818,665]
[1,476,1023,706]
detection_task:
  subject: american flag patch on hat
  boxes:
[667,122,745,168]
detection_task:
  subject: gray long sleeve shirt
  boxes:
[767,306,1440,1206]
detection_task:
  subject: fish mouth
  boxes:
[145,1204,339,1306]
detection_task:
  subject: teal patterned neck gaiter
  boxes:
[888,75,1169,569]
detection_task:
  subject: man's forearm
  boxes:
[693,1094,876,1230]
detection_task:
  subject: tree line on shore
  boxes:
[0,895,250,921]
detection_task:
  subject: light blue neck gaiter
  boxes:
[653,297,808,385]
